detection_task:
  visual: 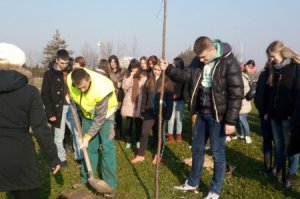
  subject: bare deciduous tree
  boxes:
[26,50,43,68]
[100,41,114,59]
[81,42,98,70]
[99,41,127,59]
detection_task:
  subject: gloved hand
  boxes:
[79,138,89,149]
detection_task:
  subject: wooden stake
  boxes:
[155,0,167,198]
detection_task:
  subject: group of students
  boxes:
[1,36,300,199]
[41,49,187,195]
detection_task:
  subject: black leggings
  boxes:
[125,117,142,143]
[10,188,39,199]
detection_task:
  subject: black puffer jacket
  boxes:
[0,65,60,191]
[166,42,243,125]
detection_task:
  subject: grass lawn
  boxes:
[1,80,299,198]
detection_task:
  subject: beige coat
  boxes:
[121,75,147,117]
[240,73,252,114]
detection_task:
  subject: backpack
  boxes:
[243,72,257,101]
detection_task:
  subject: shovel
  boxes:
[69,101,113,194]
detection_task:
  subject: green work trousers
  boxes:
[81,118,117,189]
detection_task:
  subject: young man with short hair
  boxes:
[41,49,83,166]
[160,36,244,199]
[67,68,118,196]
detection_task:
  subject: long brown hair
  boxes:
[266,41,300,86]
[145,69,172,95]
[126,59,143,103]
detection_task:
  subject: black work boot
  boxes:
[264,154,272,175]
[276,170,284,185]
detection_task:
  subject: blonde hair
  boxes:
[266,41,300,86]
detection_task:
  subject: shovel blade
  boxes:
[88,178,113,194]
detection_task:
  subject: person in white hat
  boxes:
[0,43,60,199]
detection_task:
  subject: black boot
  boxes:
[276,169,283,185]
[264,154,272,175]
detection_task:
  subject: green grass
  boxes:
[1,81,300,198]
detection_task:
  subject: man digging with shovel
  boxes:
[67,67,118,197]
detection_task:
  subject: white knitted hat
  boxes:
[0,43,26,66]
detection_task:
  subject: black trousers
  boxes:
[125,117,142,143]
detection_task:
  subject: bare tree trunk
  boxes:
[155,0,167,198]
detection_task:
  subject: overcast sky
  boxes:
[1,0,300,68]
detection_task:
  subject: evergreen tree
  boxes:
[42,29,74,67]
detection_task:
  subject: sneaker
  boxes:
[245,136,252,144]
[136,142,140,149]
[204,191,220,199]
[232,134,244,140]
[174,180,198,192]
[176,134,182,143]
[131,155,145,164]
[72,182,85,189]
[125,143,131,149]
[167,134,174,142]
[103,191,115,198]
[226,136,231,142]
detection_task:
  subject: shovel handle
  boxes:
[69,101,94,179]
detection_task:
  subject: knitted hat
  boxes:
[0,43,26,66]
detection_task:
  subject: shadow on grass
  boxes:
[37,151,64,198]
[248,112,261,136]
[227,147,300,198]
[116,141,151,199]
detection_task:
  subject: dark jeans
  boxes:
[125,117,142,143]
[271,119,299,175]
[138,114,166,156]
[188,113,226,195]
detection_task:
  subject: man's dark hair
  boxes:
[71,68,90,86]
[56,49,70,60]
[193,36,213,55]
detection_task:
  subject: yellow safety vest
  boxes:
[67,68,118,120]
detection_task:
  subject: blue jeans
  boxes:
[167,100,184,135]
[271,119,299,174]
[260,117,273,156]
[236,114,250,137]
[188,113,226,194]
[53,105,83,161]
